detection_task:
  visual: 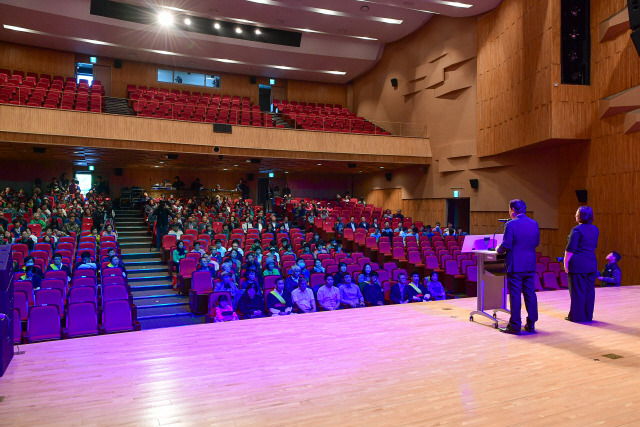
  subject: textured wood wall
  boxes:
[0,41,75,77]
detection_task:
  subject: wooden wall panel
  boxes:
[0,41,75,77]
[402,199,447,229]
[286,80,348,106]
[364,189,404,214]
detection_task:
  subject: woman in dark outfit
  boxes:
[564,206,599,322]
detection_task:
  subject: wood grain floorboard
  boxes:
[1,287,639,426]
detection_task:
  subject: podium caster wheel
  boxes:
[469,316,474,322]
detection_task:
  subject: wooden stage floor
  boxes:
[2,286,640,426]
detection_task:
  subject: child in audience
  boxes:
[212,295,239,322]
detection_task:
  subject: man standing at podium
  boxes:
[496,199,539,335]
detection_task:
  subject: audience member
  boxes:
[291,277,316,313]
[339,274,365,308]
[238,282,265,319]
[363,272,385,306]
[317,275,340,311]
[212,294,238,322]
[426,272,446,300]
[598,251,622,287]
[267,278,293,316]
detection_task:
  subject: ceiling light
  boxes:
[154,165,160,168]
[235,27,243,34]
[433,0,472,7]
[234,164,239,167]
[380,167,385,169]
[183,17,191,25]
[213,22,221,30]
[157,11,174,26]
[317,163,322,166]
[255,29,262,35]
[284,171,289,174]
[158,161,164,164]
[246,160,251,163]
[360,5,370,12]
[359,171,363,173]
[223,168,228,171]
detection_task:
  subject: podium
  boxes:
[461,235,510,329]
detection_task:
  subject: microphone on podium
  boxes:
[489,218,510,250]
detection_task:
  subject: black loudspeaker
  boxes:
[247,173,254,181]
[0,246,14,377]
[470,178,479,189]
[561,0,590,85]
[385,172,392,182]
[390,78,398,88]
[213,123,232,133]
[250,76,257,84]
[575,189,588,203]
[114,168,123,176]
[629,0,640,30]
[114,59,122,69]
[631,29,640,56]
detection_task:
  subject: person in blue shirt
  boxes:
[425,272,446,300]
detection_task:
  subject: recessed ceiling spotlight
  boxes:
[183,17,191,25]
[157,11,174,26]
[284,171,289,174]
[246,160,251,163]
[360,5,370,12]
[380,166,385,169]
[235,27,243,34]
[223,168,228,171]
[255,29,262,35]
[317,163,322,166]
[158,161,164,164]
[213,22,221,30]
[234,164,239,167]
[359,170,363,173]
[154,165,160,168]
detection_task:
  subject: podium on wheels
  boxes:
[461,235,510,329]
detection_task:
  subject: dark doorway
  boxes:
[258,84,272,111]
[446,198,470,233]
[257,177,270,207]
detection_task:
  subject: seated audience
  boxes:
[409,272,430,302]
[238,282,265,319]
[17,256,44,288]
[291,277,316,313]
[267,277,293,316]
[106,255,127,278]
[363,272,384,306]
[76,252,97,272]
[214,273,241,308]
[317,275,340,311]
[339,274,365,308]
[212,295,239,322]
[197,256,218,276]
[426,272,446,300]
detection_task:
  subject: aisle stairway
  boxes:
[115,210,205,330]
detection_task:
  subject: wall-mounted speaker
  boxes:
[575,189,588,203]
[114,168,123,176]
[390,78,398,88]
[469,178,479,189]
[114,59,122,69]
[250,76,257,84]
[213,123,232,133]
[247,173,254,181]
[632,29,640,56]
[629,0,640,30]
[385,172,392,182]
[561,0,590,85]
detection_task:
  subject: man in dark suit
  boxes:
[346,216,358,232]
[496,199,540,334]
[357,216,370,231]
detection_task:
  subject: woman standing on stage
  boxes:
[564,206,599,322]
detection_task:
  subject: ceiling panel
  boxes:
[0,0,501,83]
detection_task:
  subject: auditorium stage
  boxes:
[2,287,640,426]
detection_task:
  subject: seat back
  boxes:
[162,234,177,250]
[263,275,280,293]
[179,258,197,278]
[192,270,213,293]
[392,247,406,259]
[542,272,559,290]
[407,251,422,264]
[444,260,460,275]
[13,308,21,344]
[41,278,67,299]
[44,269,68,284]
[71,276,97,289]
[547,262,562,277]
[27,305,61,343]
[466,266,478,282]
[35,288,64,315]
[14,280,35,305]
[14,290,28,321]
[66,302,99,338]
[69,286,97,305]
[346,264,360,277]
[102,284,129,307]
[102,299,134,333]
[392,268,408,282]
